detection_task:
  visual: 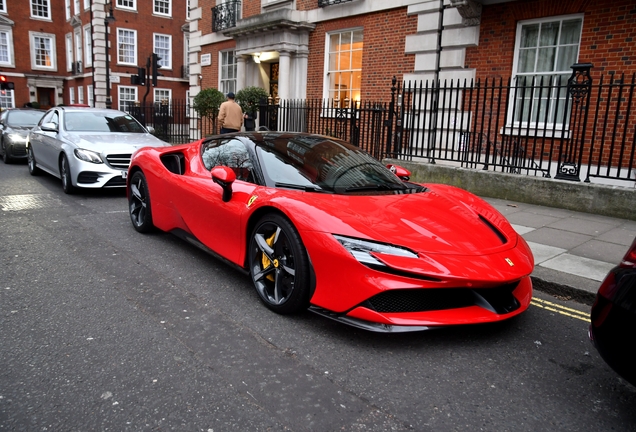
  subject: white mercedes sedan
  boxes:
[27,106,169,194]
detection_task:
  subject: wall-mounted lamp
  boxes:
[253,53,261,64]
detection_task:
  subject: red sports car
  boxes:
[127,132,534,332]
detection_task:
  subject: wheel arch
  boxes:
[244,206,317,301]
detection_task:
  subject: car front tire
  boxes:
[60,154,76,194]
[2,141,12,164]
[248,213,310,314]
[128,171,154,233]
[27,146,41,175]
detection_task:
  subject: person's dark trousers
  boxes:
[220,127,239,134]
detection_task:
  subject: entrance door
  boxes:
[37,88,55,110]
[269,63,279,99]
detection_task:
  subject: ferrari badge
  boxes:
[505,258,514,267]
[247,195,258,207]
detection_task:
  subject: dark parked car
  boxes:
[590,237,636,386]
[0,108,45,163]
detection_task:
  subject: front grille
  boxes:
[77,171,101,184]
[105,154,132,169]
[11,144,27,156]
[364,282,520,314]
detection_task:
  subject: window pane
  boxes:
[517,49,536,73]
[520,24,539,48]
[539,22,559,47]
[536,47,556,72]
[560,19,582,45]
[557,45,578,71]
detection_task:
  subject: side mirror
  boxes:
[41,122,58,132]
[386,164,411,181]
[211,166,236,202]
[146,126,155,134]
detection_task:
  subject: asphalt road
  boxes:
[1,162,635,431]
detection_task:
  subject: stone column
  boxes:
[295,52,308,100]
[278,51,291,100]
[236,54,247,92]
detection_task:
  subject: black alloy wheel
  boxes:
[60,154,76,194]
[248,213,310,314]
[128,171,154,233]
[2,141,11,164]
[27,146,40,175]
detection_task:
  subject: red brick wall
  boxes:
[465,0,636,79]
[306,8,417,102]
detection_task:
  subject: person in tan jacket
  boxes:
[218,92,244,134]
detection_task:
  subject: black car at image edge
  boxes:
[590,237,636,386]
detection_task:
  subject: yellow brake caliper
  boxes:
[261,232,277,281]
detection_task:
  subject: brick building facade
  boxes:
[0,0,190,110]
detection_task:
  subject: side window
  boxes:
[40,110,55,125]
[201,138,254,183]
[50,111,59,126]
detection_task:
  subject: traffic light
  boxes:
[131,67,146,86]
[0,75,14,90]
[151,53,162,87]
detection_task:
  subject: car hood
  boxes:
[277,185,519,257]
[5,126,33,135]
[65,132,169,152]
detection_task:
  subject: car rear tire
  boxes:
[128,171,154,233]
[60,154,76,194]
[248,213,310,314]
[27,146,41,175]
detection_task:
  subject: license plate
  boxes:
[121,170,128,179]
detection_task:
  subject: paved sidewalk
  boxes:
[485,197,636,303]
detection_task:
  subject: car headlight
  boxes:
[7,133,27,143]
[74,148,103,164]
[333,234,419,266]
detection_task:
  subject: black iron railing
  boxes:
[212,1,241,32]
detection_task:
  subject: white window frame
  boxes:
[116,0,136,11]
[153,88,172,104]
[0,0,7,14]
[154,33,172,69]
[30,32,56,71]
[323,28,363,107]
[30,0,51,20]
[0,27,14,68]
[84,25,92,67]
[0,89,15,109]
[87,84,94,107]
[65,0,71,20]
[154,0,171,17]
[117,28,137,66]
[74,28,82,66]
[219,50,237,95]
[65,33,73,71]
[78,86,84,104]
[69,87,75,105]
[508,14,584,131]
[118,85,138,111]
[84,0,90,10]
[73,0,80,16]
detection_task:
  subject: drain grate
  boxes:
[0,194,63,212]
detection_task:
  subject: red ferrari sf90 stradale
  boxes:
[127,132,534,332]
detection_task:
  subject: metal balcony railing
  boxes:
[318,0,354,6]
[212,1,241,32]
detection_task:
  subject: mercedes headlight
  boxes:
[334,234,418,266]
[74,148,103,164]
[8,134,26,143]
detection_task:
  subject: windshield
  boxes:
[7,110,45,127]
[256,134,407,194]
[64,112,146,133]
